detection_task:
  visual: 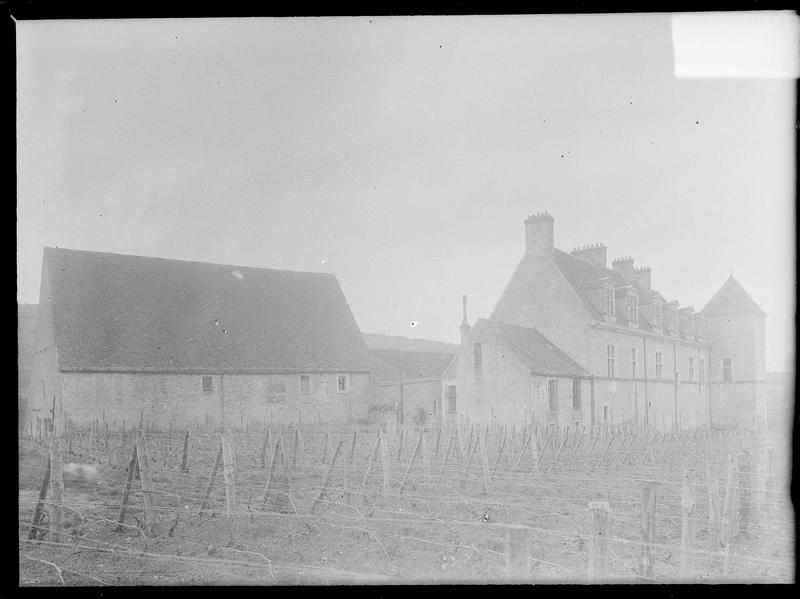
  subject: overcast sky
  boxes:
[17,14,796,371]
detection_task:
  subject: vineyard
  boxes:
[19,421,794,585]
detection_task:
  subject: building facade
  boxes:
[443,213,767,432]
[27,248,376,433]
[442,317,591,429]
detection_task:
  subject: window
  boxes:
[700,358,705,383]
[202,376,213,393]
[603,405,609,421]
[473,343,482,367]
[654,303,663,329]
[607,345,616,378]
[432,400,437,414]
[723,359,732,382]
[547,379,558,411]
[447,385,457,413]
[572,379,581,410]
[266,380,288,403]
[668,311,677,331]
[627,294,639,323]
[603,287,615,315]
[299,375,310,394]
[655,352,663,380]
[336,374,350,393]
[631,348,637,379]
[688,357,695,381]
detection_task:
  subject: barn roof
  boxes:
[483,319,590,378]
[370,349,456,382]
[42,247,374,373]
[702,275,766,316]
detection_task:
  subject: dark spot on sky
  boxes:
[696,121,700,124]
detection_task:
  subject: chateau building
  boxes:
[443,213,767,432]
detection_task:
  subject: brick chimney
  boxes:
[570,243,607,269]
[632,266,651,292]
[524,212,554,258]
[611,257,635,282]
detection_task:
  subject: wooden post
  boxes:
[27,454,51,540]
[706,461,722,569]
[199,442,224,514]
[721,453,738,555]
[263,439,292,511]
[399,432,424,495]
[737,451,752,533]
[639,480,656,579]
[421,434,431,481]
[135,434,156,532]
[491,434,507,479]
[349,429,358,464]
[293,427,303,467]
[436,434,457,483]
[48,441,64,543]
[589,502,609,582]
[312,440,345,512]
[363,430,382,486]
[506,525,529,580]
[680,468,696,581]
[259,427,271,468]
[322,430,331,464]
[180,430,190,473]
[380,429,390,498]
[514,434,532,472]
[116,444,138,530]
[221,433,236,521]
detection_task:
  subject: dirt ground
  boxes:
[18,426,794,585]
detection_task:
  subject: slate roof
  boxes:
[702,275,766,316]
[552,249,678,332]
[482,319,590,378]
[370,349,456,382]
[42,247,374,373]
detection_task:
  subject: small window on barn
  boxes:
[474,343,482,367]
[266,380,287,403]
[337,374,350,393]
[299,375,311,394]
[202,376,213,393]
[432,400,437,414]
[547,379,558,411]
[603,405,609,421]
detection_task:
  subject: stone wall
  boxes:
[58,371,374,430]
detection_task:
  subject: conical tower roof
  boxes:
[702,275,766,316]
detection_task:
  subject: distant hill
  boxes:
[362,332,459,354]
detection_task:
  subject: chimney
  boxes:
[460,294,470,344]
[570,243,607,269]
[524,212,554,258]
[611,256,635,282]
[632,266,651,292]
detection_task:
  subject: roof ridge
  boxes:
[44,246,335,278]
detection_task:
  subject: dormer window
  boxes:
[626,293,639,325]
[653,302,663,329]
[602,286,615,316]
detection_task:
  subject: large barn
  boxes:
[27,247,376,433]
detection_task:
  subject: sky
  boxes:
[17,14,797,372]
